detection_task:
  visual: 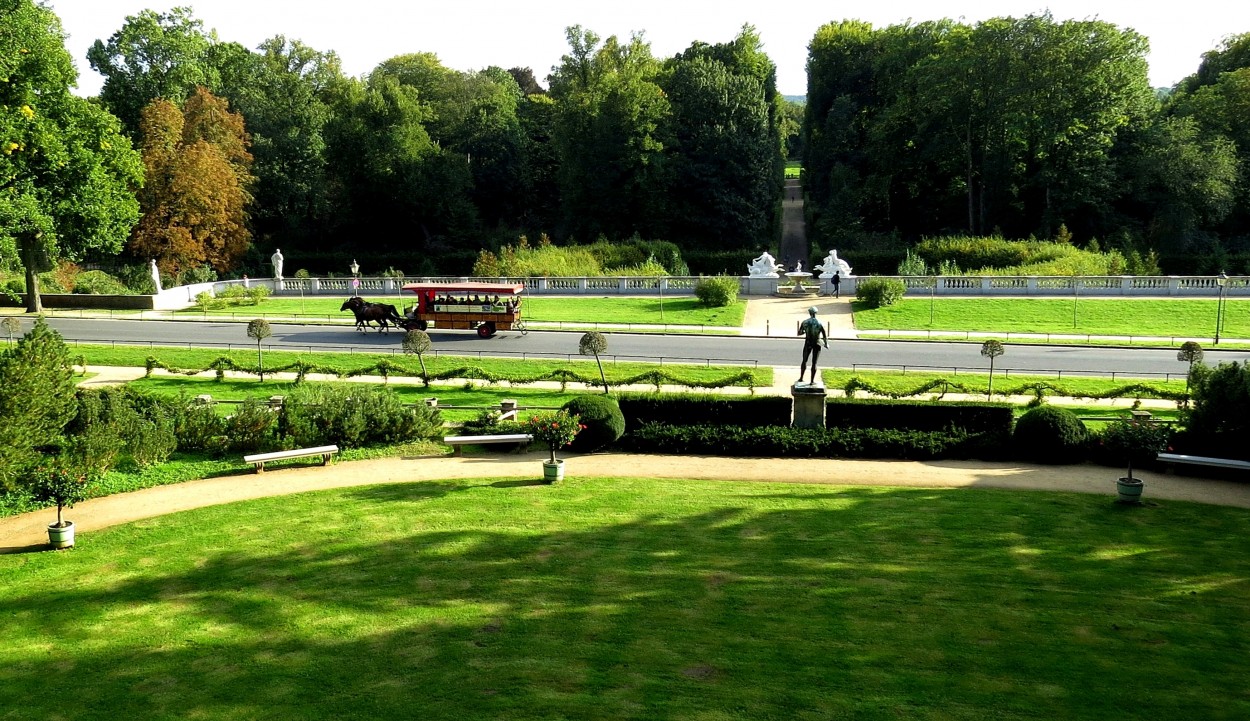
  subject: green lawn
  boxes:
[785,160,802,179]
[175,296,748,328]
[822,368,1189,400]
[854,297,1250,338]
[3,477,1248,720]
[73,345,771,389]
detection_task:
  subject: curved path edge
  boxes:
[4,452,1247,553]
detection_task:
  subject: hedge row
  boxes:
[824,398,1014,436]
[145,356,759,390]
[842,376,1186,403]
[618,395,793,429]
[619,422,1004,460]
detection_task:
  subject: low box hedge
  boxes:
[619,422,1005,461]
[825,398,1014,436]
[617,394,792,430]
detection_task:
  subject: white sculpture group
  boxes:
[748,250,851,279]
[815,250,852,278]
[747,251,783,278]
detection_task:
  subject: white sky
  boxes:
[46,0,1250,97]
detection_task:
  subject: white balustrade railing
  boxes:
[202,274,1249,299]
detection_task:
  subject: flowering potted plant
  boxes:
[29,464,92,548]
[1101,417,1169,504]
[528,409,583,483]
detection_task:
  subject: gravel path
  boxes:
[4,450,1247,553]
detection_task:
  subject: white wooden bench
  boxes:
[244,445,340,472]
[443,434,532,456]
[1156,453,1250,473]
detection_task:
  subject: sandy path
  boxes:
[4,451,1247,553]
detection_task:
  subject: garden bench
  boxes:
[1156,453,1250,475]
[443,434,532,456]
[244,445,339,472]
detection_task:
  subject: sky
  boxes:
[46,0,1250,98]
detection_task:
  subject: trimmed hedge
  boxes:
[825,398,1013,436]
[1012,405,1088,464]
[620,422,993,460]
[563,396,625,452]
[617,394,792,429]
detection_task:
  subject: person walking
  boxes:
[831,271,841,299]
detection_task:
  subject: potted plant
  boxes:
[1101,417,1169,504]
[30,464,92,548]
[528,409,583,483]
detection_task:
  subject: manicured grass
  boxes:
[73,345,772,388]
[822,368,1189,400]
[785,160,802,178]
[854,297,1250,338]
[175,295,749,328]
[125,376,587,422]
[3,477,1248,719]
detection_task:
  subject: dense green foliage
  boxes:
[824,399,1014,437]
[854,277,906,308]
[804,16,1249,274]
[693,276,740,307]
[278,384,443,450]
[0,319,77,488]
[1175,361,1250,460]
[622,422,989,459]
[1012,406,1089,464]
[618,394,793,429]
[1,0,143,311]
[562,395,625,452]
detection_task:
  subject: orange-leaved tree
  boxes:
[130,87,254,276]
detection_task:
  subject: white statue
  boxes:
[271,248,284,280]
[747,251,782,278]
[149,259,162,293]
[793,261,804,274]
[816,249,853,279]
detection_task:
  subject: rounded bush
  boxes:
[694,276,739,307]
[563,395,625,452]
[1012,405,1088,464]
[855,277,906,308]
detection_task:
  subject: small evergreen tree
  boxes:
[247,319,271,381]
[579,331,610,394]
[0,318,78,489]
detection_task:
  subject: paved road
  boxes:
[41,317,1249,379]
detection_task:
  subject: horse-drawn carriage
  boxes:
[398,282,527,338]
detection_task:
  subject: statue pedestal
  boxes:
[791,383,827,429]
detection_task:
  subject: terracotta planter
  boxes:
[1116,477,1144,504]
[47,521,75,549]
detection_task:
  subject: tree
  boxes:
[1,0,144,313]
[246,318,271,380]
[129,88,254,275]
[549,26,670,241]
[86,6,218,137]
[579,331,610,394]
[402,329,432,381]
[1,317,19,344]
[1177,341,1205,393]
[980,339,1005,399]
[0,318,78,489]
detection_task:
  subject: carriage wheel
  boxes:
[477,322,496,338]
[416,319,428,331]
[515,320,528,336]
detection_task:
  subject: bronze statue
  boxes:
[797,306,829,385]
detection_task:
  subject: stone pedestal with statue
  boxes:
[791,382,827,429]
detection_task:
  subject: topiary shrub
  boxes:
[855,277,906,308]
[563,395,625,452]
[1012,405,1089,464]
[694,276,740,307]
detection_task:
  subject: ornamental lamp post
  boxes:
[1215,270,1228,344]
[350,259,360,296]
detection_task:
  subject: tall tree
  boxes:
[86,6,217,137]
[130,88,254,274]
[1,0,143,312]
[548,26,669,241]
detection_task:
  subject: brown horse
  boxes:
[340,296,403,332]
